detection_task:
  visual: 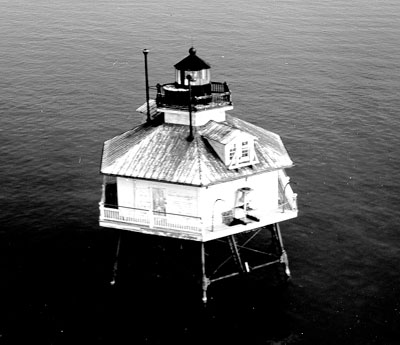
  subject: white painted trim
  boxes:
[163,108,228,126]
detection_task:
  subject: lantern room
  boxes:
[174,47,211,94]
[156,47,231,111]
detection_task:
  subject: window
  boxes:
[226,138,258,169]
[152,188,166,216]
[241,141,249,161]
[229,143,236,160]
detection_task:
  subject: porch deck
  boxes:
[99,202,297,242]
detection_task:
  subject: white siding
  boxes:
[198,171,278,227]
[117,177,135,217]
[249,171,278,211]
[166,186,198,216]
[164,108,227,126]
[117,178,199,217]
[115,171,279,231]
[117,177,135,208]
[134,183,151,210]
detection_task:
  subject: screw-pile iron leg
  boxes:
[108,225,290,304]
[271,223,291,279]
[227,235,246,273]
[110,230,122,286]
[201,223,291,304]
[201,242,210,304]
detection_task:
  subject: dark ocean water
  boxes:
[1,0,400,344]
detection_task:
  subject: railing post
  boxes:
[100,178,106,204]
[156,83,162,106]
[149,210,154,228]
[99,202,104,219]
[292,193,298,211]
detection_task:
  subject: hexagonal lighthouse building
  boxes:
[99,48,298,303]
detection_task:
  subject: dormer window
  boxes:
[202,121,259,170]
[229,144,236,160]
[241,141,249,161]
[228,138,258,169]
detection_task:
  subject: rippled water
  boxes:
[1,0,400,344]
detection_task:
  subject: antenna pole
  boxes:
[187,75,194,141]
[143,49,151,123]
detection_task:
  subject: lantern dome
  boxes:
[174,47,210,71]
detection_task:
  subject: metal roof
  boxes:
[101,115,294,186]
[201,120,255,144]
[136,99,161,121]
[174,48,211,71]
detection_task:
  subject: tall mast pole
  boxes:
[187,74,194,141]
[143,49,151,123]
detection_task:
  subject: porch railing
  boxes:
[278,170,298,213]
[99,203,204,233]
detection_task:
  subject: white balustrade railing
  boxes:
[99,203,203,233]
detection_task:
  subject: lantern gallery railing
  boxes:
[156,82,232,109]
[210,82,229,93]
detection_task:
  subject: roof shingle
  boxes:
[101,115,293,186]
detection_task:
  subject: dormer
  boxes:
[202,121,259,169]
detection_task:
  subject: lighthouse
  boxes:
[99,48,298,303]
